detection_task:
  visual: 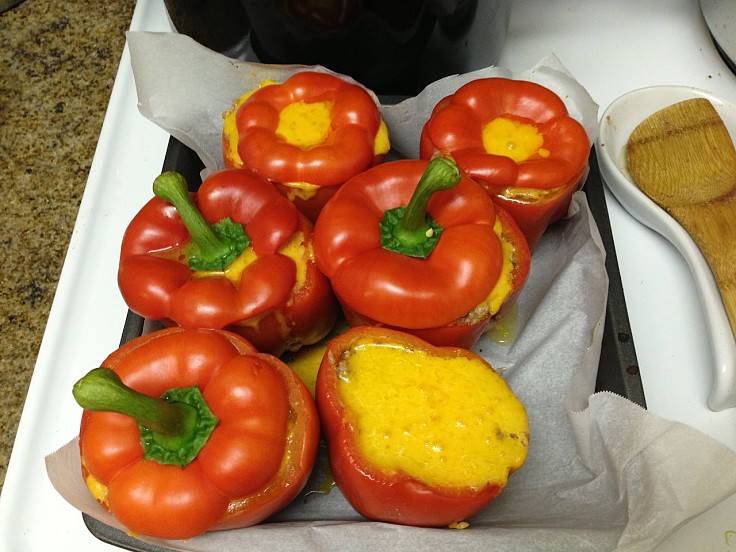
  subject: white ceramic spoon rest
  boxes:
[596,85,736,411]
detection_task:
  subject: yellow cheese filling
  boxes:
[276,100,334,148]
[284,343,325,396]
[463,217,515,324]
[85,470,108,505]
[373,119,390,157]
[482,117,579,204]
[486,218,515,315]
[338,339,529,489]
[285,320,349,396]
[223,79,277,168]
[482,117,550,163]
[280,181,322,202]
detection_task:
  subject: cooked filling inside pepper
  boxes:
[464,218,514,322]
[84,467,108,504]
[222,80,277,166]
[375,121,390,156]
[193,231,310,292]
[277,101,333,149]
[337,340,529,489]
[483,117,550,163]
[280,181,321,201]
[501,183,568,203]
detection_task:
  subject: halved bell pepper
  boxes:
[313,157,531,349]
[118,168,338,356]
[316,326,530,526]
[73,327,320,540]
[222,70,390,222]
[419,77,590,249]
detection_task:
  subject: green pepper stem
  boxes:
[392,157,461,248]
[74,367,219,466]
[73,367,196,439]
[153,171,244,270]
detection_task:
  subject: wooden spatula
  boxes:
[626,97,736,336]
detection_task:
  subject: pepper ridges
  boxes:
[420,77,590,249]
[118,168,338,356]
[313,158,531,349]
[75,327,320,540]
[222,70,390,222]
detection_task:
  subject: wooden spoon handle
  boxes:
[670,199,736,334]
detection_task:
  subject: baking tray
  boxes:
[82,136,646,550]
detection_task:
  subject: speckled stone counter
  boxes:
[0,0,137,491]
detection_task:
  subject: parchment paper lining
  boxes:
[45,32,736,552]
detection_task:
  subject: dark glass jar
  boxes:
[242,0,437,94]
[165,0,251,55]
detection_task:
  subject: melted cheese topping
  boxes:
[277,100,334,148]
[373,119,390,157]
[483,117,550,163]
[222,80,278,169]
[285,343,326,397]
[280,181,322,201]
[485,218,515,314]
[278,232,310,290]
[285,321,349,395]
[463,218,515,324]
[338,339,529,489]
[85,471,108,505]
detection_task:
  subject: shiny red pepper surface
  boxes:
[313,158,531,349]
[118,168,338,355]
[75,328,320,540]
[420,77,590,249]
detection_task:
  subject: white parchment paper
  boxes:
[46,32,736,552]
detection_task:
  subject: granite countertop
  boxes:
[0,0,137,491]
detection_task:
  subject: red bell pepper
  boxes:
[313,157,531,349]
[72,327,320,540]
[222,70,390,222]
[420,77,590,249]
[316,326,529,527]
[118,168,338,356]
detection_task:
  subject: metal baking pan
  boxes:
[83,136,645,550]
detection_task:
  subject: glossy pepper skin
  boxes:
[313,158,531,349]
[315,326,529,527]
[118,168,338,356]
[74,327,320,540]
[420,77,590,249]
[222,70,389,222]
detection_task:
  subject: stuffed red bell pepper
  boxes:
[118,168,338,356]
[222,70,390,222]
[72,327,320,540]
[316,326,529,527]
[313,157,531,349]
[420,77,590,249]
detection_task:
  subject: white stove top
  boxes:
[2,1,735,550]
